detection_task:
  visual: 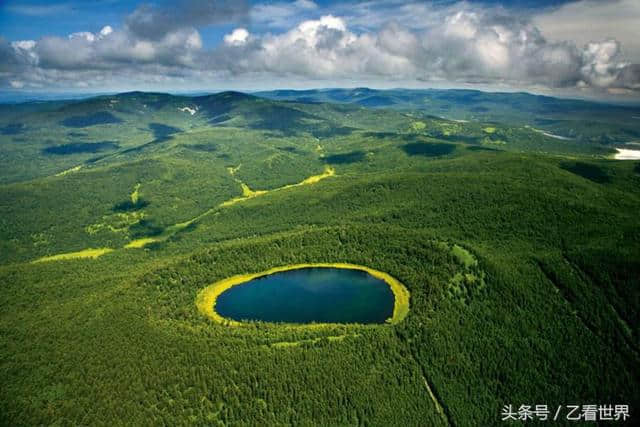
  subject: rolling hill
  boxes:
[1,89,639,425]
[257,88,640,145]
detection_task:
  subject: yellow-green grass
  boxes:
[126,216,202,250]
[32,247,114,263]
[44,167,337,256]
[483,126,497,134]
[411,121,426,131]
[281,165,335,188]
[483,138,506,145]
[220,166,334,207]
[130,183,141,204]
[124,237,159,249]
[227,164,242,175]
[241,183,268,198]
[54,165,82,177]
[451,244,477,268]
[128,166,335,247]
[196,262,410,327]
[85,211,145,235]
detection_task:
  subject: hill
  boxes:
[257,88,640,145]
[0,89,639,425]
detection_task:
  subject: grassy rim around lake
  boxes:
[195,262,410,326]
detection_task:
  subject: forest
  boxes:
[0,90,639,425]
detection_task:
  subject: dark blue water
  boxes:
[216,267,395,324]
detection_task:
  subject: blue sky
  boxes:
[1,1,130,39]
[1,0,638,99]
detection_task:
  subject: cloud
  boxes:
[0,22,207,91]
[580,40,624,88]
[6,3,71,17]
[0,0,638,97]
[224,28,249,46]
[329,0,453,32]
[533,0,640,61]
[615,64,640,90]
[212,9,639,93]
[125,0,249,40]
[100,26,114,37]
[251,0,318,29]
[212,16,419,79]
[21,23,204,71]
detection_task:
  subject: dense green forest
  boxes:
[1,90,639,425]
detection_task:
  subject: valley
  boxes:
[1,89,639,425]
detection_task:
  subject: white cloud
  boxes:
[99,26,114,38]
[209,8,639,94]
[1,0,638,97]
[533,0,640,62]
[580,40,626,88]
[224,28,249,46]
[69,32,96,43]
[444,11,479,39]
[12,40,36,50]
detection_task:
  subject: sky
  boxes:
[1,0,639,100]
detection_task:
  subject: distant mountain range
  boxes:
[257,87,640,122]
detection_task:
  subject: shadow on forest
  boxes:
[185,143,217,152]
[534,118,563,126]
[128,219,164,238]
[110,123,182,158]
[246,105,317,137]
[323,151,366,164]
[560,162,611,184]
[402,142,456,157]
[278,146,299,153]
[113,199,150,212]
[467,145,501,152]
[149,123,182,139]
[1,123,25,135]
[470,106,489,112]
[311,126,354,138]
[61,112,122,127]
[67,131,87,138]
[43,141,120,155]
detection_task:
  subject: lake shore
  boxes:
[196,263,410,326]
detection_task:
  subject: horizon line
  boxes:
[1,87,639,107]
